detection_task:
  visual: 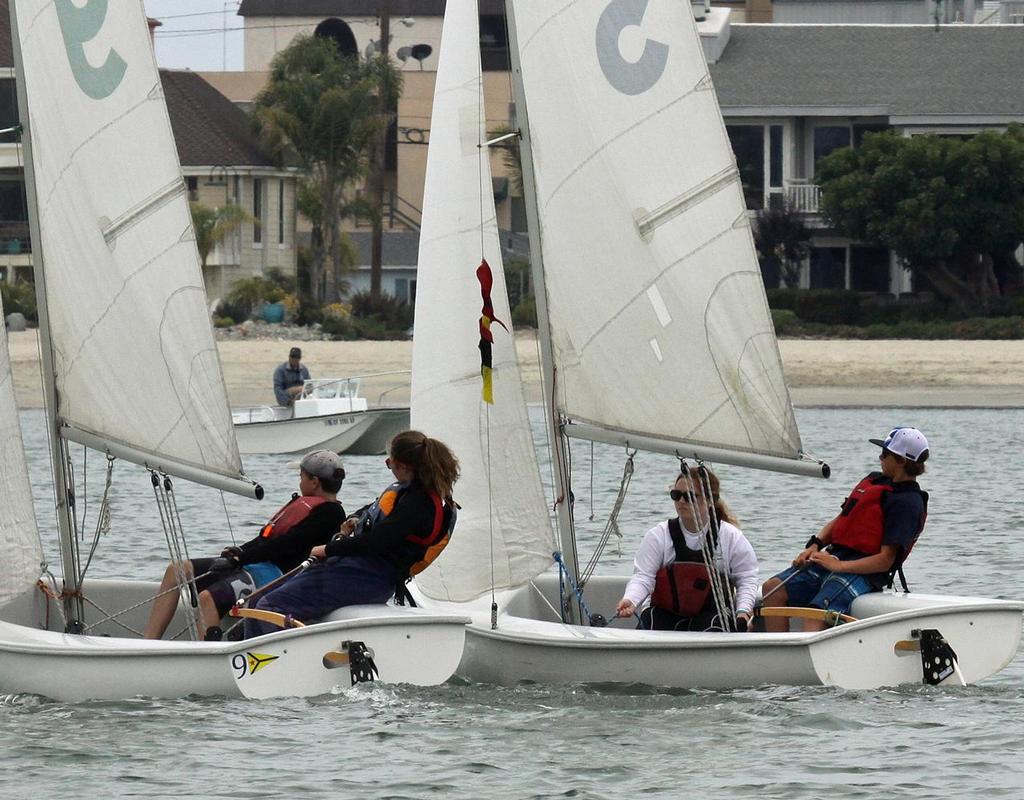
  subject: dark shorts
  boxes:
[192,557,259,617]
[771,563,875,616]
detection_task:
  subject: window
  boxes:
[186,176,198,202]
[850,246,890,292]
[813,126,852,171]
[810,247,846,289]
[394,278,417,304]
[769,125,783,189]
[480,14,510,71]
[233,175,240,203]
[853,124,890,147]
[278,180,285,245]
[726,126,765,210]
[253,178,263,245]
[727,124,786,211]
[758,257,781,290]
[0,80,18,144]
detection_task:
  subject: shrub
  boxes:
[213,316,235,328]
[770,308,800,335]
[511,297,537,328]
[348,290,413,337]
[0,281,37,323]
[793,290,861,325]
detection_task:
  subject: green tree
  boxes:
[752,202,812,288]
[818,128,1024,313]
[251,36,401,304]
[189,201,251,271]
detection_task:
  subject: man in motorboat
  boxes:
[242,430,460,637]
[273,346,310,406]
[143,450,346,640]
[760,427,930,632]
[615,466,759,632]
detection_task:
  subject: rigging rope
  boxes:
[78,454,114,583]
[680,459,734,630]
[579,448,635,589]
[150,470,200,640]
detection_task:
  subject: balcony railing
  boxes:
[784,181,822,214]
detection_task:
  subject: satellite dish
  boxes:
[410,43,432,69]
[396,46,412,63]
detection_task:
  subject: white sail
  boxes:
[14,0,244,484]
[0,306,43,605]
[514,1,802,460]
[412,0,553,602]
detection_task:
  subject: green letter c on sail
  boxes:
[55,0,127,100]
[596,0,669,96]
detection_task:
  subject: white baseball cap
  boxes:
[869,427,929,462]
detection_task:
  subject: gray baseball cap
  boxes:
[288,450,345,481]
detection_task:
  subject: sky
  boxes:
[144,0,245,71]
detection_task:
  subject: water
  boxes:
[5,407,1024,799]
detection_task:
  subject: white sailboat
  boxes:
[0,0,466,701]
[409,0,1022,689]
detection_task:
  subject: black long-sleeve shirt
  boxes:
[237,500,345,573]
[325,482,438,577]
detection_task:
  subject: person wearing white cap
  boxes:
[143,449,346,641]
[244,430,461,638]
[760,427,930,632]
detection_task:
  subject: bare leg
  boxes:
[197,590,223,639]
[760,577,790,633]
[143,560,193,639]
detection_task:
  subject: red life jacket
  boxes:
[651,519,718,617]
[830,474,927,563]
[356,482,457,577]
[259,494,330,539]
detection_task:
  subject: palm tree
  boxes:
[190,201,251,271]
[251,36,402,304]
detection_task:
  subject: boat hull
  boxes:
[233,407,409,455]
[414,576,1023,690]
[0,582,467,701]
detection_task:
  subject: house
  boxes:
[0,7,299,307]
[704,17,1024,290]
[224,2,1024,297]
[160,70,300,306]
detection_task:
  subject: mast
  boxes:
[8,0,84,629]
[503,0,581,618]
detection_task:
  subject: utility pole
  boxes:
[370,0,391,300]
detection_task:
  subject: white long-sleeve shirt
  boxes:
[622,519,759,614]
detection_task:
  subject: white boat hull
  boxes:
[413,575,1023,690]
[233,407,409,455]
[0,581,467,701]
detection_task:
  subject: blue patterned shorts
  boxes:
[771,563,874,616]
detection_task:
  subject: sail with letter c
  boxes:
[513,1,804,465]
[12,0,250,494]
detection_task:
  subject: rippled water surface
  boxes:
[5,407,1024,799]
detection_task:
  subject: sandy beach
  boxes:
[6,329,1024,408]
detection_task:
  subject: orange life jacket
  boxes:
[259,494,329,539]
[356,482,457,577]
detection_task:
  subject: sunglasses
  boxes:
[669,489,701,503]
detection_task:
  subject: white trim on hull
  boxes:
[414,576,1023,690]
[233,407,409,455]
